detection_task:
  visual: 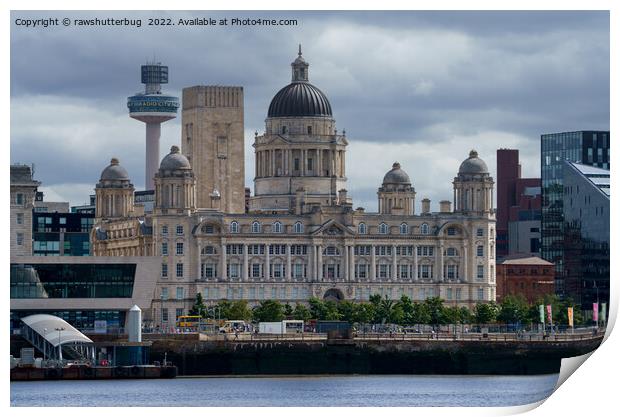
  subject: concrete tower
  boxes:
[128,63,179,191]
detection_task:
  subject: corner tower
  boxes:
[250,46,348,213]
[453,150,495,215]
[181,86,245,213]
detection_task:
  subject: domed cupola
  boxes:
[459,150,489,175]
[154,146,196,214]
[382,162,412,186]
[158,145,191,173]
[99,158,131,184]
[378,162,416,215]
[95,157,134,220]
[267,45,333,118]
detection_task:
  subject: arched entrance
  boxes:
[323,288,344,302]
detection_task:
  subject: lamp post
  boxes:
[54,327,65,360]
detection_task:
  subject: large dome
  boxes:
[160,146,191,171]
[383,162,411,184]
[268,82,332,118]
[459,150,489,174]
[100,158,129,181]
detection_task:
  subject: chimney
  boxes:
[421,198,431,214]
[439,200,452,213]
[338,189,348,205]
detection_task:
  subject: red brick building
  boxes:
[496,256,555,304]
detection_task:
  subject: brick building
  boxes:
[496,256,554,304]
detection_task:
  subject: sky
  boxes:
[10,10,610,211]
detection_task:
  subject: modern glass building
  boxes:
[540,130,610,297]
[562,162,609,310]
[32,211,94,256]
[10,256,159,332]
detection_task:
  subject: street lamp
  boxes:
[54,327,65,360]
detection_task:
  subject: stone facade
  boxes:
[10,164,40,256]
[91,49,497,325]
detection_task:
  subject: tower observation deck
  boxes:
[127,63,179,190]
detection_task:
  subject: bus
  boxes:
[176,315,201,330]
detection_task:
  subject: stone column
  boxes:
[221,243,227,281]
[371,245,376,281]
[344,245,349,282]
[196,242,202,280]
[439,244,444,282]
[243,244,249,281]
[349,245,355,282]
[265,244,270,280]
[392,245,398,282]
[302,149,307,176]
[310,244,315,282]
[413,244,418,282]
[318,149,323,176]
[317,245,323,281]
[286,244,292,282]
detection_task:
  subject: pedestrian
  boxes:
[234,329,239,340]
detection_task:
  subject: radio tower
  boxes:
[127,62,179,190]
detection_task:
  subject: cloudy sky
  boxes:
[10,10,609,211]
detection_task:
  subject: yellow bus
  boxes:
[176,315,202,329]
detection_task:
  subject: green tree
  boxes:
[252,300,285,322]
[396,295,416,326]
[324,300,342,320]
[474,302,499,324]
[189,292,208,317]
[213,300,232,319]
[376,296,395,324]
[353,302,376,324]
[293,304,312,321]
[283,303,294,317]
[424,297,447,326]
[412,302,431,324]
[337,300,357,324]
[497,295,529,325]
[227,300,253,321]
[308,297,328,319]
[458,306,473,324]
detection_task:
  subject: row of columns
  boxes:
[255,148,345,178]
[195,242,473,283]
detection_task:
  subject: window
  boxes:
[477,288,484,301]
[324,246,340,256]
[456,288,462,300]
[251,221,261,233]
[161,264,168,278]
[176,308,184,320]
[228,264,240,279]
[294,222,304,234]
[293,263,305,279]
[307,126,312,134]
[202,224,215,234]
[281,126,287,134]
[202,246,216,255]
[419,265,431,279]
[446,264,457,279]
[379,223,388,234]
[16,213,24,225]
[476,265,484,281]
[203,263,216,278]
[476,245,484,257]
[476,228,483,237]
[176,242,184,256]
[378,264,389,279]
[307,158,313,171]
[59,217,66,225]
[400,223,409,235]
[230,221,239,233]
[16,193,24,205]
[417,246,434,257]
[16,233,24,246]
[447,288,453,300]
[446,247,457,257]
[420,223,429,235]
[176,263,183,278]
[162,308,169,322]
[176,287,184,300]
[161,225,168,235]
[273,221,282,233]
[161,287,169,300]
[447,227,456,236]
[355,246,371,256]
[252,264,262,278]
[355,264,368,278]
[294,158,300,171]
[161,242,168,256]
[358,223,367,235]
[176,225,183,235]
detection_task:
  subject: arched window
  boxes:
[400,223,409,235]
[201,224,216,234]
[251,221,262,233]
[420,223,429,235]
[358,223,367,235]
[379,223,388,235]
[201,246,216,255]
[281,126,287,134]
[294,222,304,234]
[323,246,340,256]
[229,221,239,234]
[273,221,282,233]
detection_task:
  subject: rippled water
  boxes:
[11,374,558,407]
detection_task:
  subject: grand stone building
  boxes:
[91,48,497,324]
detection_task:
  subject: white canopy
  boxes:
[21,314,93,347]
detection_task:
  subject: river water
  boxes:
[11,374,558,407]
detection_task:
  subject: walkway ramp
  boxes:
[21,314,94,361]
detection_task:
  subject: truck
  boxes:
[258,320,304,334]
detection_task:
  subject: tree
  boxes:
[376,296,395,324]
[424,297,447,326]
[283,303,294,317]
[324,301,342,320]
[293,304,311,321]
[227,300,253,321]
[497,295,529,325]
[458,306,473,324]
[412,302,431,325]
[189,292,207,317]
[252,300,285,322]
[474,302,499,324]
[308,297,328,319]
[337,300,357,323]
[396,295,416,326]
[353,302,376,324]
